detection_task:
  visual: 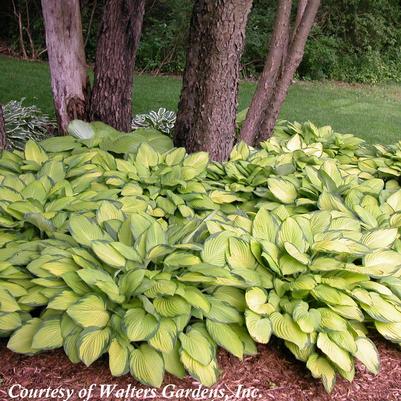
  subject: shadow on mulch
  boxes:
[0,335,400,401]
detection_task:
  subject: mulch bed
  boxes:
[0,336,400,401]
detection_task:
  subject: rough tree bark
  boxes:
[241,0,320,146]
[255,0,320,144]
[89,0,145,132]
[240,0,292,145]
[0,105,6,150]
[174,0,253,162]
[41,0,89,134]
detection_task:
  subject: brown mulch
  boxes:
[0,336,400,401]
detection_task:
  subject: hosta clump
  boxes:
[0,119,401,392]
[3,99,56,150]
[132,108,176,135]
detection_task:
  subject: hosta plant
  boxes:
[3,99,56,150]
[132,108,176,136]
[0,119,400,392]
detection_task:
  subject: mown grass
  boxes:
[1,55,400,144]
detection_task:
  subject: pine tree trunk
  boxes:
[0,104,6,150]
[41,0,89,134]
[240,0,292,145]
[256,0,320,143]
[174,0,253,162]
[89,0,145,132]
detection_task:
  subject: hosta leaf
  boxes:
[245,287,269,314]
[124,308,158,341]
[183,287,210,313]
[205,298,242,323]
[130,344,164,387]
[180,350,219,387]
[91,241,126,268]
[69,215,108,247]
[7,318,41,354]
[227,238,257,269]
[163,342,186,378]
[353,337,380,374]
[328,331,357,353]
[201,232,231,267]
[153,296,190,317]
[48,290,80,310]
[317,332,353,372]
[67,294,109,328]
[78,327,111,366]
[306,354,336,393]
[267,177,297,204]
[252,208,278,242]
[361,229,398,249]
[179,329,214,365]
[149,318,177,353]
[0,312,22,334]
[32,319,63,350]
[245,309,272,344]
[270,312,308,349]
[108,338,129,377]
[375,321,401,342]
[206,320,243,359]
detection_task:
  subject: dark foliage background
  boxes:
[1,0,401,83]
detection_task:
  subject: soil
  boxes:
[0,335,400,401]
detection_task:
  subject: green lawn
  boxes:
[1,55,400,144]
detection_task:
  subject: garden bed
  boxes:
[1,335,400,401]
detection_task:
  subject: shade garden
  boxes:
[0,120,401,393]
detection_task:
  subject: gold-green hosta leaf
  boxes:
[306,354,336,393]
[285,341,314,363]
[0,312,22,334]
[317,332,353,372]
[153,296,191,317]
[328,331,357,353]
[353,337,380,374]
[318,308,348,331]
[119,269,145,296]
[386,189,401,212]
[278,217,307,253]
[293,303,321,334]
[361,293,401,322]
[162,342,186,379]
[252,208,278,242]
[180,350,219,387]
[31,319,63,350]
[63,330,81,364]
[361,229,398,250]
[267,177,297,204]
[69,215,109,247]
[283,242,310,265]
[78,327,111,366]
[213,287,246,312]
[201,232,231,267]
[179,329,214,365]
[135,143,159,168]
[0,288,20,312]
[149,318,177,353]
[25,140,48,165]
[124,308,158,341]
[108,338,130,377]
[227,237,257,269]
[270,312,308,349]
[205,298,242,323]
[328,304,364,322]
[312,284,358,307]
[279,254,307,276]
[375,321,401,342]
[363,250,401,278]
[245,287,269,314]
[206,320,244,359]
[96,201,124,225]
[7,318,41,354]
[130,344,164,387]
[245,309,272,344]
[183,287,210,313]
[91,241,126,268]
[47,290,80,310]
[67,294,109,328]
[312,238,369,255]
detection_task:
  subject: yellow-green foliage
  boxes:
[0,120,401,392]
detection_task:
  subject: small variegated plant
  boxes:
[3,99,56,150]
[132,108,176,136]
[0,119,400,392]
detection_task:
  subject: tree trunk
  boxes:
[174,0,253,162]
[0,104,6,150]
[41,0,89,134]
[89,0,145,132]
[240,0,292,145]
[255,0,320,143]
